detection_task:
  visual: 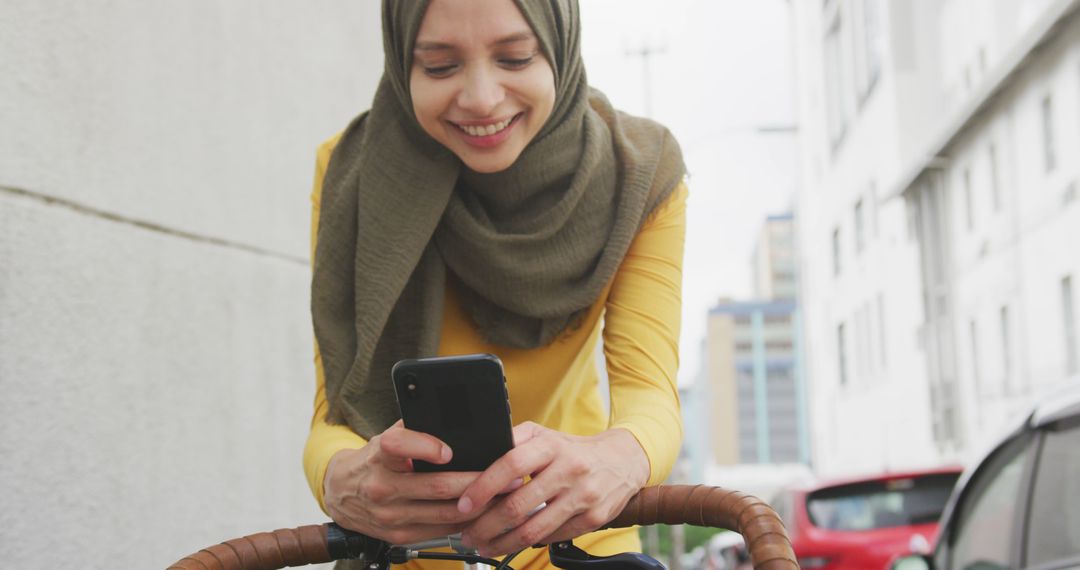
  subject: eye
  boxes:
[498,55,535,70]
[423,63,458,78]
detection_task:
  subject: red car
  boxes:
[770,467,963,569]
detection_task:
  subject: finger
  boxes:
[511,421,545,446]
[463,474,558,547]
[396,471,482,500]
[370,522,470,547]
[478,495,575,557]
[499,477,525,495]
[458,442,554,515]
[540,510,606,545]
[379,425,453,465]
[396,499,486,526]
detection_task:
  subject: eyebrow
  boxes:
[414,31,536,52]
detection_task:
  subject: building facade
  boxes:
[705,215,810,466]
[791,0,1080,476]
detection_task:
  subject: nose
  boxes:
[457,65,503,116]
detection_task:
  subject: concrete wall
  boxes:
[0,2,381,567]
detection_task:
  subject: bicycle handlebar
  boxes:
[167,484,798,569]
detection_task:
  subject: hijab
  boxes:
[312,0,685,438]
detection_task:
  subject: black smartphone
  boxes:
[392,353,514,472]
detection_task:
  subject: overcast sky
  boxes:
[579,0,799,385]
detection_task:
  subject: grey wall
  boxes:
[0,2,381,567]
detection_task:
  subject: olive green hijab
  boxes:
[312,0,685,439]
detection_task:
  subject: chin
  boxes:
[461,152,520,174]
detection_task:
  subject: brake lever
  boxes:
[548,540,666,570]
[327,523,392,570]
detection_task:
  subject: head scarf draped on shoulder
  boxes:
[312,0,685,438]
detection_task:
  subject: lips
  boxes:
[448,113,524,148]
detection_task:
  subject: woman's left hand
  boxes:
[456,421,650,557]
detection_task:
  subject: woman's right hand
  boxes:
[323,420,487,545]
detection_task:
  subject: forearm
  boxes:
[604,182,687,486]
[304,349,367,513]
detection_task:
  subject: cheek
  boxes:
[523,67,556,120]
[409,72,448,132]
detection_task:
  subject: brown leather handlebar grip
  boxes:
[166,485,797,569]
[604,485,798,569]
[166,524,332,569]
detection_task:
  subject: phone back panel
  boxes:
[392,354,514,472]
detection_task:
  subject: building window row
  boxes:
[835,293,888,388]
[833,182,882,276]
[822,0,884,152]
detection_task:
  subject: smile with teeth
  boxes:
[453,114,520,137]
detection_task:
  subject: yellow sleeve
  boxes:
[302,133,368,514]
[604,181,687,486]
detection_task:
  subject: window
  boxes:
[837,323,848,386]
[824,15,849,147]
[947,434,1034,570]
[807,473,961,531]
[970,320,982,395]
[766,341,794,351]
[1065,276,1077,375]
[832,227,842,276]
[1042,94,1057,173]
[1024,423,1080,567]
[869,182,880,238]
[989,143,1002,212]
[1001,306,1012,393]
[854,306,867,378]
[854,199,865,253]
[865,302,876,373]
[963,168,974,231]
[877,293,887,366]
[851,0,883,104]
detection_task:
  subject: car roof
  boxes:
[786,466,965,494]
[1030,377,1080,428]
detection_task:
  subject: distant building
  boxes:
[753,214,798,302]
[705,214,810,466]
[790,0,1080,475]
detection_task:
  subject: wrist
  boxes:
[606,428,651,488]
[324,447,361,500]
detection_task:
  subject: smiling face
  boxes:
[409,0,556,173]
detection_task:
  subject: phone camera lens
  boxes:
[403,374,420,400]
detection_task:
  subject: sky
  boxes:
[579,0,799,385]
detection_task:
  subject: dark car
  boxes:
[771,467,963,569]
[892,382,1080,570]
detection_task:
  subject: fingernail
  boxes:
[441,445,452,463]
[508,478,524,490]
[458,496,473,514]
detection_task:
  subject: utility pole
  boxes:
[624,40,667,118]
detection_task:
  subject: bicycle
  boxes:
[168,484,799,569]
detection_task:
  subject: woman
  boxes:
[304,0,687,567]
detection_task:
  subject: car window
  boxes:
[805,473,960,531]
[771,491,795,533]
[1024,421,1080,567]
[949,434,1033,570]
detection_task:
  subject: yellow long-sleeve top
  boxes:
[303,133,686,568]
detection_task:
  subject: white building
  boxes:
[790,0,1080,477]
